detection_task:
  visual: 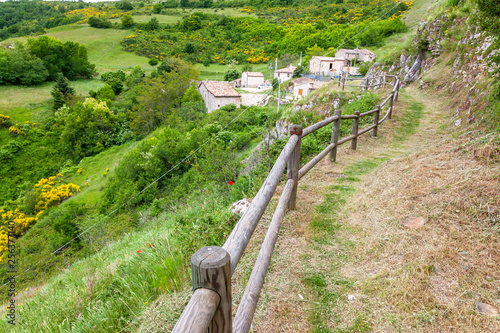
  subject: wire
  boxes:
[1,101,258,289]
[324,1,404,56]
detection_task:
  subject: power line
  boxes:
[324,1,404,56]
[1,101,259,288]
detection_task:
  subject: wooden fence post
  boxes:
[329,109,342,162]
[341,73,345,90]
[373,105,380,137]
[351,111,360,150]
[388,92,394,120]
[287,124,302,210]
[395,79,399,101]
[191,246,232,333]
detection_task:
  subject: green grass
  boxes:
[372,0,447,62]
[393,96,424,141]
[44,25,153,72]
[0,79,105,118]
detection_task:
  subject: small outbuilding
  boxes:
[197,81,241,113]
[309,56,347,76]
[241,72,265,88]
[274,64,297,82]
[293,80,326,98]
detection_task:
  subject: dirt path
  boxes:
[248,85,500,332]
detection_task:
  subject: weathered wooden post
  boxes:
[373,105,380,137]
[395,79,400,101]
[287,125,302,210]
[191,246,232,333]
[388,92,394,120]
[329,109,342,162]
[341,73,345,91]
[351,111,360,150]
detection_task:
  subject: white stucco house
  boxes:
[241,72,265,88]
[197,81,241,113]
[293,80,326,98]
[309,56,347,76]
[274,64,297,82]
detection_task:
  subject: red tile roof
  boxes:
[200,81,241,97]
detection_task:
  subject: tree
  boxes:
[57,98,117,159]
[28,36,95,80]
[0,42,49,86]
[182,83,203,103]
[132,59,200,134]
[153,3,163,13]
[224,69,239,81]
[121,15,134,28]
[147,17,160,30]
[51,73,75,110]
[96,85,115,102]
[116,1,134,10]
[180,0,189,8]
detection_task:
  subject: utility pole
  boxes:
[277,79,281,114]
[275,57,278,79]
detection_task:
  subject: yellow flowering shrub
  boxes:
[9,125,22,135]
[0,114,10,128]
[0,174,81,263]
[33,176,81,212]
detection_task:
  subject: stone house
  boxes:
[274,64,297,82]
[309,56,347,76]
[335,48,377,64]
[197,81,241,113]
[241,72,265,88]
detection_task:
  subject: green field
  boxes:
[0,79,105,119]
[45,25,154,72]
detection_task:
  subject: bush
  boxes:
[88,16,112,29]
[0,114,11,128]
[106,78,124,95]
[121,15,135,28]
[148,58,159,67]
[96,85,116,101]
[101,70,126,82]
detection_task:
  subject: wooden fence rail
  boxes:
[172,76,401,333]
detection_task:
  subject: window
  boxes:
[329,63,333,70]
[298,89,303,96]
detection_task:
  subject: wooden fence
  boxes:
[172,74,401,333]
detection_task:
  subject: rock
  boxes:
[475,301,499,317]
[347,295,356,301]
[402,216,425,229]
[454,118,462,127]
[230,198,252,215]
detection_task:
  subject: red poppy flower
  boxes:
[228,181,234,185]
[137,250,142,253]
[148,244,152,248]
